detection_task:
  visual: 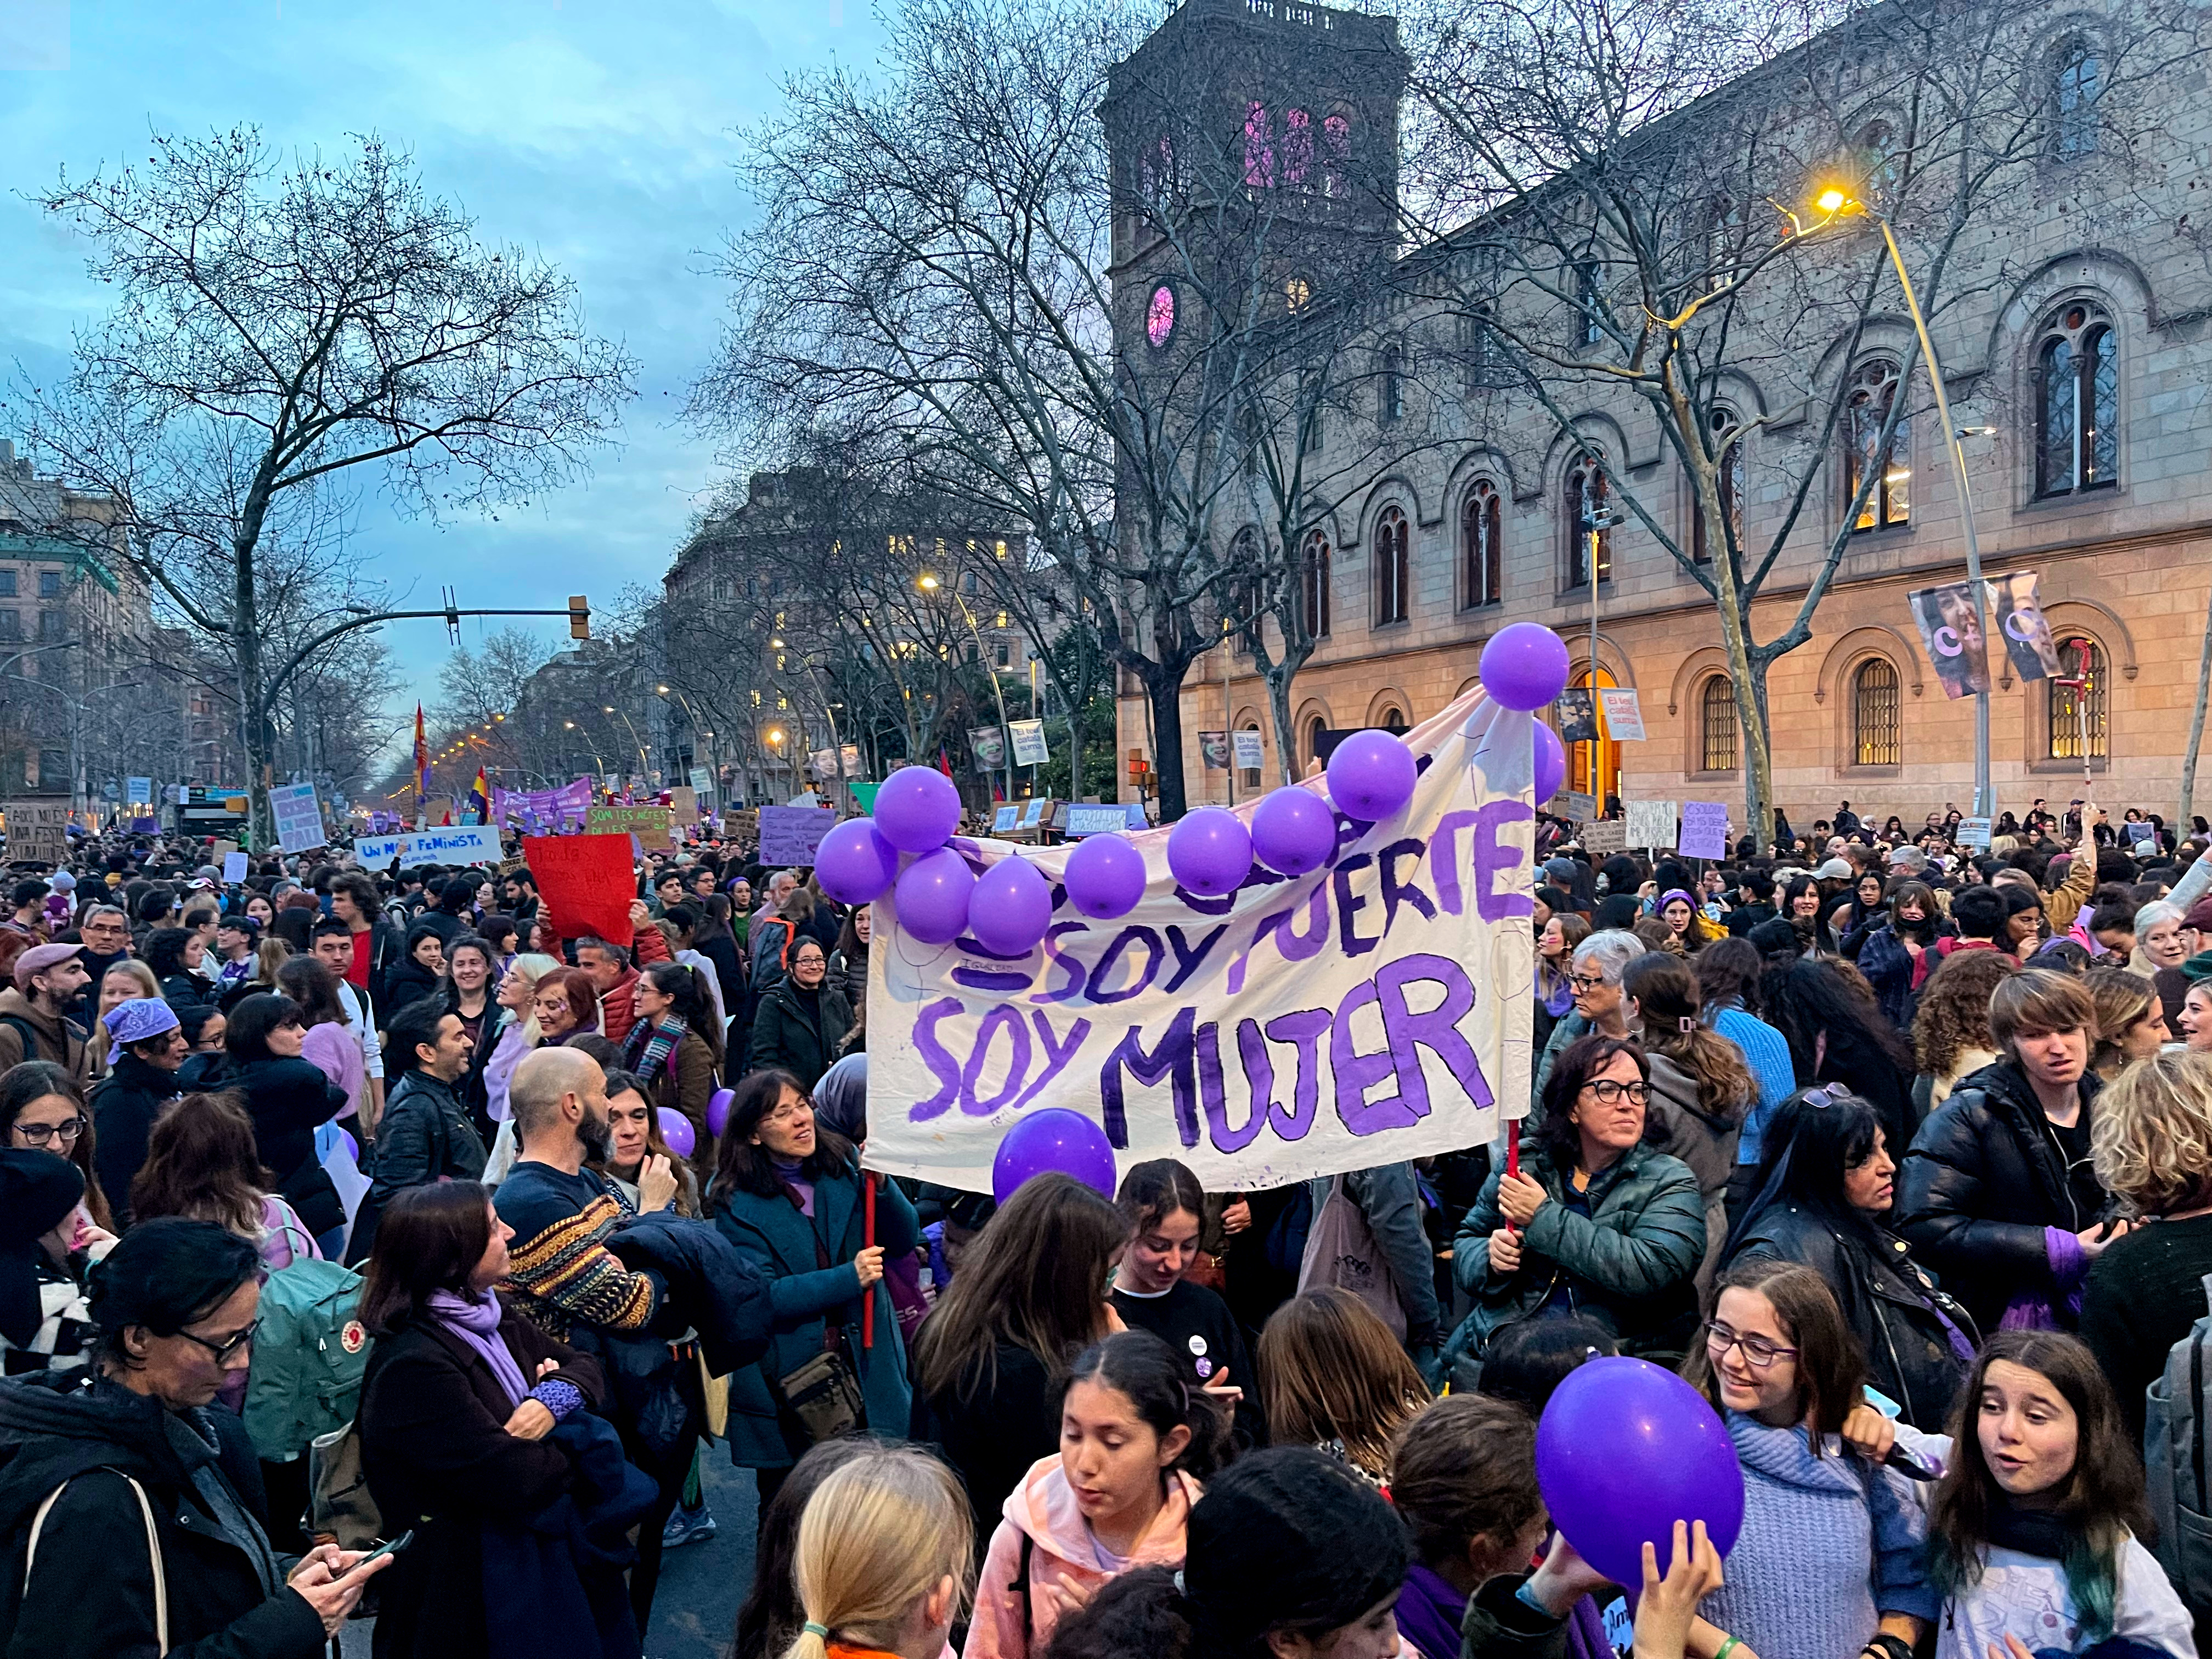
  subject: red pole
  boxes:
[862,1172,878,1350]
[1505,1120,1521,1236]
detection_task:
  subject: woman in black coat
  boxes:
[744,936,850,1090]
[356,1181,611,1659]
[220,994,348,1239]
[1724,1087,1976,1429]
[377,926,447,1024]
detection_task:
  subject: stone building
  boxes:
[1112,0,2212,827]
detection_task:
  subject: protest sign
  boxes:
[1555,791,1597,821]
[687,766,713,794]
[2,801,68,864]
[585,804,673,851]
[1677,801,1729,860]
[1232,729,1266,771]
[1199,731,1229,770]
[1955,816,1994,850]
[523,833,637,942]
[1625,799,1678,851]
[1062,804,1134,837]
[865,688,1537,1195]
[992,805,1022,834]
[221,851,250,883]
[670,787,698,825]
[1909,583,1993,699]
[1579,820,1628,856]
[1009,720,1050,766]
[494,778,593,833]
[1022,797,1049,829]
[849,782,880,813]
[759,805,837,864]
[354,825,503,867]
[1596,689,1646,742]
[268,782,327,853]
[126,776,153,805]
[969,728,1007,772]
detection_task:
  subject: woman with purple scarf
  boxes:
[354,1181,613,1657]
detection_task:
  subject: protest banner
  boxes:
[865,689,1536,1195]
[354,825,503,867]
[268,782,327,853]
[1009,720,1049,766]
[523,833,636,942]
[1232,729,1266,771]
[126,776,153,806]
[1555,690,1599,744]
[494,777,593,833]
[2,801,68,864]
[992,805,1022,834]
[1596,689,1646,742]
[759,805,837,864]
[1909,582,1993,698]
[1987,570,2063,682]
[1625,799,1678,851]
[1022,797,1050,829]
[585,804,673,851]
[1676,801,1730,860]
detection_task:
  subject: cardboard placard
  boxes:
[585,804,673,851]
[1626,799,1678,851]
[1062,803,1133,837]
[758,805,837,864]
[221,852,250,883]
[522,833,637,943]
[1022,797,1050,828]
[1955,816,1994,850]
[992,805,1022,833]
[268,782,327,853]
[2,800,68,864]
[1580,820,1628,856]
[1677,801,1730,860]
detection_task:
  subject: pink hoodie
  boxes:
[961,1454,1201,1659]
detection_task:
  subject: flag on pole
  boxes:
[412,705,430,813]
[467,768,491,826]
[936,747,956,782]
[437,800,454,827]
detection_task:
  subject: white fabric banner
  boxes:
[865,690,1537,1194]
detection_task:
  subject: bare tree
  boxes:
[10,127,635,843]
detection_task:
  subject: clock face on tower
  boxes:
[1146,283,1176,348]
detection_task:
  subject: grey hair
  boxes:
[1571,929,1646,986]
[83,904,127,925]
[2138,899,2186,937]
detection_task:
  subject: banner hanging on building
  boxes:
[1199,730,1229,770]
[865,689,1537,1195]
[1232,729,1266,771]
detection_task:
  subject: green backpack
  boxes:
[243,1256,370,1465]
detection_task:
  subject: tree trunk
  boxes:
[1146,664,1189,821]
[2181,592,2212,831]
[1266,662,1300,788]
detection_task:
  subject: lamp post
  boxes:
[1816,187,1991,820]
[919,572,1014,794]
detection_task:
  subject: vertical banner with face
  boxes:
[865,689,1537,1194]
[1908,582,1994,699]
[1986,571,2063,683]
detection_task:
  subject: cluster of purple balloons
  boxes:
[1480,622,1575,799]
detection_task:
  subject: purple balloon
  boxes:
[1482,623,1573,712]
[706,1087,736,1139]
[894,846,975,944]
[1250,786,1337,876]
[814,817,900,905]
[339,1128,358,1163]
[657,1108,697,1160]
[874,766,962,853]
[969,855,1054,956]
[1535,721,1567,804]
[1536,1356,1745,1589]
[1063,832,1147,919]
[1327,729,1417,822]
[1167,807,1252,898]
[991,1107,1118,1206]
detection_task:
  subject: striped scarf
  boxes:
[623,1011,686,1084]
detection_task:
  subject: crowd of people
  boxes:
[0,795,2209,1658]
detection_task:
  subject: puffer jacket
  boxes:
[1856,921,1943,1031]
[1728,1201,1975,1430]
[1446,1141,1706,1360]
[1896,1058,2115,1336]
[963,1454,1199,1659]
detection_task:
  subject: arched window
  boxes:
[2055,38,2102,159]
[1462,479,1503,608]
[2049,636,2109,761]
[1852,658,1901,766]
[2035,304,2118,498]
[1855,120,1904,206]
[1692,408,1744,566]
[1373,507,1410,626]
[1304,714,1327,769]
[1844,359,1910,531]
[1379,344,1404,425]
[1243,102,1274,189]
[1699,676,1738,772]
[1376,707,1408,732]
[1301,531,1332,640]
[1282,108,1313,188]
[1322,110,1352,199]
[1565,452,1611,586]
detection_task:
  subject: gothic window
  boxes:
[1692,408,1745,566]
[1373,507,1410,626]
[1573,259,1603,347]
[1285,274,1313,314]
[1462,480,1503,608]
[1845,359,1910,531]
[1699,676,1738,772]
[2054,38,2102,160]
[1379,344,1404,425]
[1322,110,1351,199]
[2034,304,2118,498]
[2049,636,2109,761]
[1282,108,1313,188]
[1301,532,1332,639]
[1457,309,1506,391]
[1305,714,1327,769]
[1565,452,1612,586]
[1855,121,1904,206]
[1852,658,1900,765]
[1244,103,1274,189]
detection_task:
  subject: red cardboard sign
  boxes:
[522,832,636,943]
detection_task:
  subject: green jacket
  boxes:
[1445,1139,1705,1359]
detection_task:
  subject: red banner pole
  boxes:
[861,1172,878,1350]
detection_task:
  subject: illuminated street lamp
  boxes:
[918,571,1014,787]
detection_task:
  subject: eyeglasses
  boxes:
[764,1097,817,1127]
[1568,972,1610,994]
[1800,1084,1852,1110]
[14,1117,86,1147]
[1578,1079,1649,1106]
[177,1319,260,1362]
[1704,1319,1797,1370]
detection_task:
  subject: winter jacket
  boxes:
[912,1340,1062,1548]
[91,1052,183,1227]
[963,1456,1199,1659]
[1643,1054,1740,1296]
[1446,1141,1706,1359]
[1302,1162,1442,1346]
[0,987,91,1090]
[378,957,443,1023]
[749,915,800,998]
[1728,1201,1974,1429]
[746,979,854,1090]
[1858,922,1941,1031]
[2042,849,2098,934]
[628,1026,720,1152]
[602,1209,775,1380]
[348,1069,488,1262]
[1699,1413,1937,1659]
[223,1056,348,1238]
[356,1303,607,1658]
[691,930,744,1015]
[1897,1058,2114,1335]
[708,1161,918,1469]
[828,945,867,1012]
[0,1367,328,1659]
[1457,1569,1616,1659]
[595,926,674,1049]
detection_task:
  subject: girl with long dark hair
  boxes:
[1623,955,1752,1293]
[1109,1159,1260,1442]
[1857,879,1947,1029]
[0,1059,111,1232]
[622,958,721,1154]
[1760,955,1918,1161]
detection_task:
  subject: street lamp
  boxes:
[918,571,1014,791]
[1816,185,1991,819]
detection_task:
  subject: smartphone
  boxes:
[342,1530,415,1576]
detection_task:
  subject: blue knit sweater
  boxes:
[1700,1413,1938,1659]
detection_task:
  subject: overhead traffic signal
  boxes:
[569,595,590,640]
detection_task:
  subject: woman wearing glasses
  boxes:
[1445,1033,1707,1368]
[1687,1259,1936,1659]
[707,1066,918,1507]
[1,1058,113,1232]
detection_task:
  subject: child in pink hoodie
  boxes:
[962,1329,1228,1659]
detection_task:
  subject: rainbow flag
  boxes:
[468,767,491,826]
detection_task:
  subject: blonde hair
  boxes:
[782,1444,974,1659]
[506,951,563,1045]
[2085,966,2157,1076]
[2092,1049,2212,1217]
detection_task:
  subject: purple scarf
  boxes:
[426,1288,529,1406]
[1396,1563,1468,1659]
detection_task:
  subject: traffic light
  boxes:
[568,595,590,640]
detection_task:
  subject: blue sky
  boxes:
[0,0,881,733]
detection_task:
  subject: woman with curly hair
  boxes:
[2080,1049,2212,1447]
[1910,946,2019,1117]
